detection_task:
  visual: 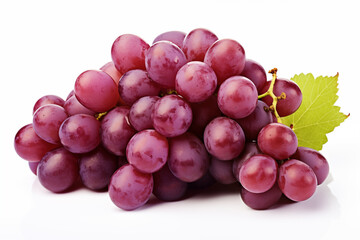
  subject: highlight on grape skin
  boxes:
[13,28,340,211]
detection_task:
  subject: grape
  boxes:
[32,104,68,144]
[145,41,187,88]
[168,132,210,182]
[278,159,317,201]
[239,154,278,193]
[209,157,236,184]
[59,114,101,154]
[118,155,128,168]
[217,76,258,119]
[101,106,136,156]
[79,147,119,191]
[64,95,96,116]
[203,117,245,161]
[66,90,75,100]
[292,147,329,185]
[109,164,153,211]
[129,96,160,131]
[182,28,218,61]
[189,95,222,139]
[240,183,283,210]
[204,39,246,85]
[74,70,119,113]
[126,129,168,173]
[152,94,192,137]
[232,142,262,182]
[118,69,160,105]
[257,123,298,160]
[259,78,302,117]
[14,124,59,162]
[153,30,186,48]
[37,147,79,193]
[153,164,188,201]
[240,59,267,92]
[100,61,123,85]
[175,61,217,103]
[29,161,39,175]
[111,34,150,73]
[236,100,273,141]
[188,170,216,189]
[33,95,65,114]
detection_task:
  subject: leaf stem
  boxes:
[258,68,282,123]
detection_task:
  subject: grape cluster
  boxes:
[14,28,330,211]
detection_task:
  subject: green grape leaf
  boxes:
[281,73,349,151]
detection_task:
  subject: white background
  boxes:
[1,0,359,239]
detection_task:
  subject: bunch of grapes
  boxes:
[14,28,329,211]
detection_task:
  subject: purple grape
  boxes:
[145,41,187,88]
[33,95,65,114]
[118,69,160,105]
[59,114,101,154]
[118,155,128,168]
[37,147,79,193]
[101,106,136,156]
[189,95,222,139]
[240,183,283,210]
[209,157,236,184]
[217,76,258,119]
[152,95,192,137]
[79,147,119,191]
[240,59,267,92]
[239,154,278,193]
[111,34,150,74]
[126,129,168,173]
[153,30,186,48]
[236,100,273,141]
[257,123,298,160]
[188,170,216,189]
[168,132,210,182]
[260,78,302,117]
[64,95,96,116]
[182,28,218,61]
[74,70,119,112]
[29,161,39,175]
[129,96,160,131]
[203,117,245,161]
[100,61,123,85]
[233,142,262,182]
[14,124,60,162]
[109,164,153,211]
[175,61,217,103]
[153,164,188,201]
[32,104,68,144]
[278,159,317,201]
[292,147,329,185]
[204,39,246,85]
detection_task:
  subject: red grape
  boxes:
[74,70,119,112]
[278,159,317,201]
[109,164,153,211]
[14,124,59,162]
[258,123,298,160]
[111,34,149,74]
[204,117,245,161]
[204,39,246,85]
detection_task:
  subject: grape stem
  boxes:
[95,112,108,120]
[257,68,284,123]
